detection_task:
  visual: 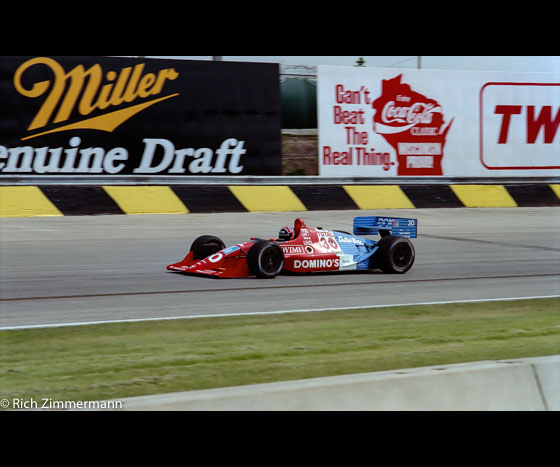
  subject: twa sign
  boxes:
[480,82,560,170]
[318,66,560,178]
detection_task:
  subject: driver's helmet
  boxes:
[278,225,295,241]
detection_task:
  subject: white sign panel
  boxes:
[317,66,560,177]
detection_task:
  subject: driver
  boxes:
[278,225,295,242]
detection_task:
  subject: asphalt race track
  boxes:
[1,208,559,329]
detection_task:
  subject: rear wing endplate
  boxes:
[353,216,417,238]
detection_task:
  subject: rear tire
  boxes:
[190,235,226,260]
[370,235,415,274]
[247,241,285,278]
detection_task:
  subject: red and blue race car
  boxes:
[167,216,417,279]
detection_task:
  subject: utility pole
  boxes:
[417,56,422,69]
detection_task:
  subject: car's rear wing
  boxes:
[353,216,417,238]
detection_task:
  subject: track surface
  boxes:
[1,208,559,328]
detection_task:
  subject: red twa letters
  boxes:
[495,105,560,144]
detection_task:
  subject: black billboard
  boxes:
[0,56,282,176]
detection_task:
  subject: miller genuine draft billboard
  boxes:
[0,56,282,176]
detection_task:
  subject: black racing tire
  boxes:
[190,235,226,260]
[247,241,285,279]
[370,235,415,274]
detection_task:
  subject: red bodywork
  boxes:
[166,218,342,278]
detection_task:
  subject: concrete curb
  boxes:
[1,183,559,217]
[111,355,560,411]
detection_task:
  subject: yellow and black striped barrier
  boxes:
[1,184,559,217]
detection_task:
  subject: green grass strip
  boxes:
[1,297,559,406]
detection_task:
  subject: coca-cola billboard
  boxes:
[318,65,560,178]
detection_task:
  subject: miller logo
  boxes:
[13,57,180,140]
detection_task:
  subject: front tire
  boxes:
[247,241,285,278]
[190,235,226,260]
[370,235,415,274]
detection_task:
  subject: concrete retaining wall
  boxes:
[112,355,560,411]
[1,183,560,217]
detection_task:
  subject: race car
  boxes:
[166,216,417,279]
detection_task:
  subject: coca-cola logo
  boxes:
[372,74,453,175]
[374,77,444,135]
[380,101,441,129]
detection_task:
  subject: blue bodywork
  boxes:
[332,216,418,271]
[332,231,378,270]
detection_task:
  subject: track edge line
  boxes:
[1,295,559,332]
